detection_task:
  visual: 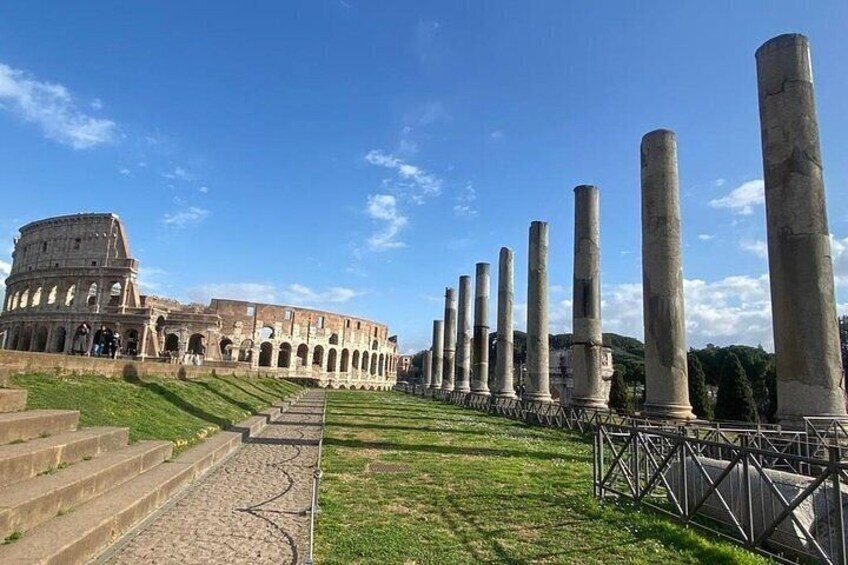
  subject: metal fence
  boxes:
[305,394,328,565]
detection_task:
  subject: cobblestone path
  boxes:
[105,390,325,565]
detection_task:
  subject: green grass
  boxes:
[11,372,301,454]
[316,392,770,565]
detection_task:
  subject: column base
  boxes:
[642,402,695,421]
[470,389,491,396]
[455,384,471,393]
[570,396,609,410]
[523,393,552,403]
[493,391,517,399]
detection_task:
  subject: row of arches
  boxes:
[5,281,123,312]
[4,322,141,356]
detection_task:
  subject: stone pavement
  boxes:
[104,390,325,565]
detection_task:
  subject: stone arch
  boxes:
[238,339,254,362]
[341,349,350,372]
[329,333,340,345]
[108,282,122,306]
[327,349,338,373]
[20,289,29,309]
[126,329,139,356]
[220,338,234,360]
[32,287,42,307]
[18,326,33,351]
[278,343,292,368]
[259,342,273,367]
[297,344,309,367]
[352,350,360,370]
[86,283,98,307]
[65,285,76,307]
[52,326,67,353]
[258,326,274,341]
[312,345,324,368]
[188,333,206,356]
[47,286,58,305]
[361,351,369,373]
[33,325,49,352]
[378,353,385,376]
[164,333,180,353]
[10,291,19,310]
[371,352,378,375]
[372,339,378,350]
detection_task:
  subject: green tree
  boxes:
[608,367,629,413]
[687,353,713,419]
[715,353,757,422]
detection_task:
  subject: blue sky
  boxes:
[1,2,847,353]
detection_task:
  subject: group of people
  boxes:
[91,325,122,358]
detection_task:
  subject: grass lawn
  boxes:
[9,372,301,454]
[316,391,770,565]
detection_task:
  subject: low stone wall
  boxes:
[0,350,285,381]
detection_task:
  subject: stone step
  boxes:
[0,410,79,446]
[0,440,172,539]
[0,395,306,564]
[0,427,129,489]
[0,389,27,413]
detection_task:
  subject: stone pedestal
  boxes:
[571,185,607,409]
[494,247,517,398]
[471,262,491,395]
[640,130,694,420]
[526,221,552,402]
[441,287,457,392]
[455,276,472,393]
[430,320,443,389]
[756,34,848,425]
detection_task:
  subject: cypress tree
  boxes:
[715,353,757,422]
[608,367,628,413]
[687,353,713,420]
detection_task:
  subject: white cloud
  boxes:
[830,235,848,286]
[162,166,194,182]
[90,98,103,110]
[490,130,504,140]
[697,234,714,241]
[740,239,768,259]
[365,149,442,203]
[453,183,477,218]
[0,259,10,277]
[0,62,118,149]
[162,206,210,227]
[713,178,727,188]
[199,186,210,194]
[188,283,278,304]
[280,283,363,304]
[137,267,167,294]
[366,194,407,250]
[119,168,131,176]
[709,179,765,215]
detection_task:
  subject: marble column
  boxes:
[525,221,552,402]
[494,247,517,398]
[422,349,433,388]
[756,34,847,424]
[455,276,473,393]
[430,320,443,389]
[441,287,457,392]
[472,262,491,395]
[571,185,608,409]
[640,130,694,420]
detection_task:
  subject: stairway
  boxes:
[0,385,304,564]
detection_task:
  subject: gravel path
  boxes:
[105,390,325,565]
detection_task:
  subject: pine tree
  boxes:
[687,354,713,420]
[608,367,628,413]
[715,353,757,422]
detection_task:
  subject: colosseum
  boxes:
[0,213,398,390]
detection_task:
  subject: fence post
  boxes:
[741,435,754,546]
[631,427,640,499]
[830,445,846,564]
[679,425,689,520]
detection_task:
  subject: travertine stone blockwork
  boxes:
[756,34,847,424]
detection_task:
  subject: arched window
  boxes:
[312,345,324,368]
[258,326,274,341]
[65,284,76,307]
[327,349,338,372]
[341,349,350,372]
[220,338,234,360]
[87,283,98,306]
[20,289,29,308]
[164,333,180,353]
[187,334,206,356]
[238,339,254,362]
[296,344,309,367]
[47,286,57,305]
[278,343,292,368]
[31,287,42,307]
[109,282,122,306]
[10,291,20,310]
[259,342,273,367]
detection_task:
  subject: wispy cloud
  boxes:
[0,62,119,149]
[162,166,194,182]
[709,179,764,215]
[162,206,210,228]
[366,194,408,250]
[740,239,768,259]
[490,130,504,140]
[697,234,715,241]
[280,283,363,304]
[137,267,167,294]
[186,282,363,306]
[365,149,442,203]
[453,183,477,218]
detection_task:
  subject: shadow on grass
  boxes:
[328,410,483,422]
[326,421,516,437]
[212,375,273,404]
[122,364,232,429]
[324,436,584,462]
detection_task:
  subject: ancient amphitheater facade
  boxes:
[0,213,398,390]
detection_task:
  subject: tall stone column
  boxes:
[526,221,552,402]
[571,185,607,409]
[640,130,694,420]
[472,262,492,395]
[430,320,443,389]
[422,349,433,388]
[494,247,517,398]
[441,287,457,392]
[455,276,472,393]
[756,34,847,424]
